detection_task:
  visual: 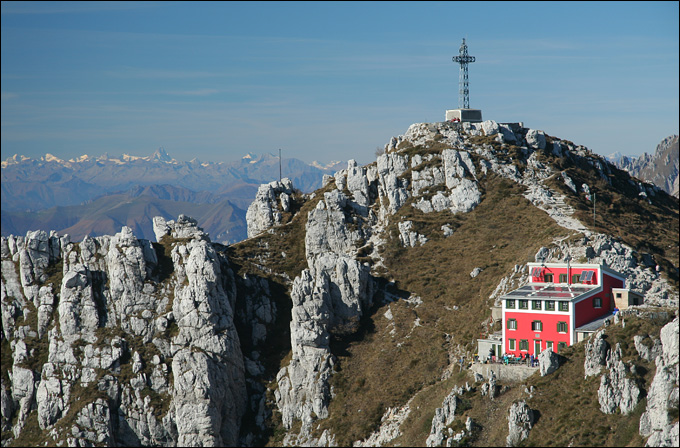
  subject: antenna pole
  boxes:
[279,148,282,182]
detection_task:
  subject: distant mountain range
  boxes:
[606,135,679,198]
[1,148,344,243]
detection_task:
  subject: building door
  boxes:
[534,340,542,355]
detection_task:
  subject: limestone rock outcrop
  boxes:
[584,329,610,378]
[426,386,466,447]
[398,221,428,247]
[538,347,560,376]
[1,216,248,446]
[634,334,663,363]
[246,178,294,238]
[354,402,412,447]
[506,400,534,447]
[639,316,679,447]
[275,189,374,431]
[598,343,641,415]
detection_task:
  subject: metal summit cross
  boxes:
[452,38,476,109]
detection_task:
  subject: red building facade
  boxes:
[501,263,625,357]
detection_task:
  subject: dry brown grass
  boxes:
[228,185,334,281]
[317,173,566,445]
[519,312,674,447]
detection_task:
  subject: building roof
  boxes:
[575,313,614,332]
[526,262,627,281]
[501,283,599,302]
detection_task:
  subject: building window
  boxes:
[532,300,542,310]
[558,302,569,312]
[593,297,602,308]
[546,341,553,351]
[545,300,555,311]
[615,293,622,299]
[559,274,567,283]
[557,321,568,333]
[509,339,516,351]
[506,299,515,309]
[544,273,554,283]
[520,339,529,351]
[507,318,517,330]
[558,342,567,351]
[572,273,581,283]
[531,321,543,332]
[519,300,528,310]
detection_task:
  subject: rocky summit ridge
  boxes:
[2,120,678,447]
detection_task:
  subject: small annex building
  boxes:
[501,262,629,358]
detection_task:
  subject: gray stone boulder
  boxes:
[354,404,412,447]
[245,178,294,238]
[443,149,476,188]
[448,178,482,213]
[411,156,445,196]
[377,152,410,215]
[525,129,546,150]
[598,343,640,415]
[499,124,518,143]
[481,120,500,136]
[639,317,679,446]
[486,370,498,400]
[276,251,373,429]
[538,347,560,376]
[426,387,463,447]
[305,190,363,258]
[346,159,371,208]
[584,329,610,378]
[506,400,534,447]
[398,221,427,247]
[1,379,13,432]
[562,171,578,193]
[634,334,663,363]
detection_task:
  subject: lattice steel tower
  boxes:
[452,38,476,109]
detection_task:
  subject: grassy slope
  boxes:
[318,173,566,446]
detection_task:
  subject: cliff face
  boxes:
[611,135,679,198]
[1,216,264,446]
[2,120,678,447]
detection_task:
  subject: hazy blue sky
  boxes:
[2,1,678,165]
